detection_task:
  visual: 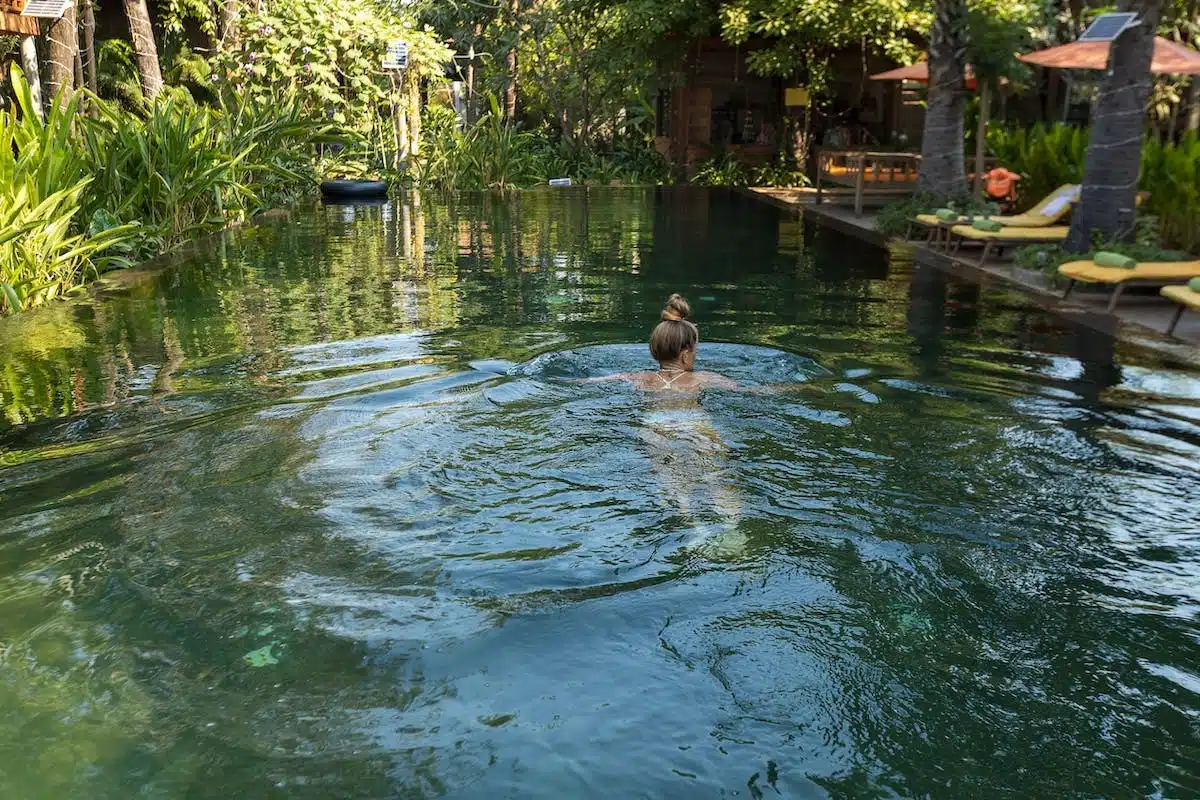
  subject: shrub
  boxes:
[874,193,999,239]
[83,90,332,253]
[691,153,750,187]
[1141,134,1200,252]
[0,65,332,314]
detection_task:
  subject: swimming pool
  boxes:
[1,188,1198,797]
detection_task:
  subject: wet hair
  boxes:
[649,294,699,363]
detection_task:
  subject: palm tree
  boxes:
[1065,0,1163,251]
[123,0,164,100]
[44,4,78,107]
[917,0,970,200]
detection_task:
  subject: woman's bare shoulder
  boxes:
[695,371,738,389]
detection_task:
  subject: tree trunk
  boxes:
[973,82,990,197]
[19,37,44,119]
[82,0,98,94]
[219,0,239,46]
[123,0,164,100]
[467,22,482,124]
[1065,0,1162,252]
[1187,79,1200,132]
[73,46,84,92]
[45,6,77,108]
[404,66,421,158]
[466,43,476,124]
[504,0,519,121]
[916,0,969,200]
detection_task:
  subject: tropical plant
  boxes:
[0,182,138,313]
[986,123,1089,210]
[215,0,450,130]
[0,67,139,315]
[691,153,751,187]
[1140,133,1200,252]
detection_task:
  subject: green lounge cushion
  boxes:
[971,219,1003,232]
[935,208,959,222]
[1189,277,1200,292]
[1093,251,1137,269]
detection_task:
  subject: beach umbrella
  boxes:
[871,62,986,90]
[1018,36,1200,75]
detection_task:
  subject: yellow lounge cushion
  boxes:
[1059,260,1200,285]
[1161,285,1200,310]
[915,213,954,226]
[916,212,1059,228]
[950,225,1069,241]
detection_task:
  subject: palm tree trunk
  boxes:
[917,0,969,200]
[19,36,43,119]
[45,5,78,108]
[123,0,164,100]
[504,0,519,121]
[1065,0,1162,251]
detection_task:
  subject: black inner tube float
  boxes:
[320,179,389,202]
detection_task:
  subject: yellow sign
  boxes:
[784,87,810,107]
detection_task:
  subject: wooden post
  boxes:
[815,147,823,204]
[854,153,866,216]
[973,82,989,198]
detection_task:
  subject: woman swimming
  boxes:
[587,294,738,392]
[583,294,745,557]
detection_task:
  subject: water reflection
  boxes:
[0,189,1198,797]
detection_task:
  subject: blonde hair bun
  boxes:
[661,293,691,322]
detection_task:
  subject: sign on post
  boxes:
[382,40,409,70]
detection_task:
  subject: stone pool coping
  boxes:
[741,188,1200,369]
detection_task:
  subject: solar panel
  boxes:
[19,0,72,18]
[1078,12,1140,42]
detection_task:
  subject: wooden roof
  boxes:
[2,0,40,36]
[1,11,39,35]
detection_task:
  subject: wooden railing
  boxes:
[815,150,923,215]
[815,149,1004,215]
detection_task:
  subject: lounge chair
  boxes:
[910,184,1080,246]
[1161,285,1200,336]
[948,225,1070,267]
[1058,260,1200,311]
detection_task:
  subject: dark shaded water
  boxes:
[1,188,1199,798]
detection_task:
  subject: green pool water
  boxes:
[1,188,1198,798]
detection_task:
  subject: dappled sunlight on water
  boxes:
[0,189,1198,797]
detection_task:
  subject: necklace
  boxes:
[657,368,686,386]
